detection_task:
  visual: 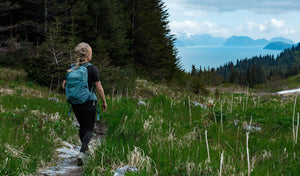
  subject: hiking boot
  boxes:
[77,152,87,166]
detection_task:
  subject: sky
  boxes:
[163,0,300,43]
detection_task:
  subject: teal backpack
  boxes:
[65,63,100,120]
[65,63,97,104]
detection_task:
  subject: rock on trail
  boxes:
[38,141,83,176]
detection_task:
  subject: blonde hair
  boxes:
[68,42,92,72]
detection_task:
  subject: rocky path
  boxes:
[277,88,300,95]
[37,121,107,176]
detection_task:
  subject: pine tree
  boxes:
[1,0,183,90]
[95,0,131,66]
[191,65,197,77]
[130,0,181,80]
[26,18,70,90]
[71,0,96,43]
[0,1,20,38]
[70,0,131,66]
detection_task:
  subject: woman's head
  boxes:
[75,42,92,63]
[68,42,92,72]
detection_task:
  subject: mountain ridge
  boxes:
[175,34,226,47]
[263,41,294,50]
[175,34,295,48]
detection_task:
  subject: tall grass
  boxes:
[85,93,300,175]
[1,74,299,175]
[0,95,76,175]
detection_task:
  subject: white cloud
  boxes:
[246,21,256,30]
[203,21,215,28]
[170,20,228,38]
[170,17,298,41]
[178,0,300,13]
[270,18,284,28]
[163,0,300,42]
[237,19,285,33]
[236,22,257,34]
[259,24,267,32]
[290,29,296,34]
[183,10,208,17]
[228,19,296,39]
[170,20,201,37]
[282,29,296,35]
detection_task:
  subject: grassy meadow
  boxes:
[0,68,78,175]
[85,92,300,175]
[0,68,299,175]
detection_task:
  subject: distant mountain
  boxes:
[263,41,293,50]
[192,34,226,45]
[175,34,226,47]
[256,39,270,46]
[175,34,295,48]
[271,37,294,44]
[223,36,258,46]
[223,36,295,47]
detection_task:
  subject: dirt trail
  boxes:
[37,121,107,176]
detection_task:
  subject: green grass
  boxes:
[255,72,300,92]
[0,93,77,175]
[0,69,299,175]
[85,94,300,175]
[286,73,300,89]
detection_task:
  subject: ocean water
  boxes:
[177,46,283,72]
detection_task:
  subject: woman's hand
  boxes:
[62,80,66,90]
[102,101,107,112]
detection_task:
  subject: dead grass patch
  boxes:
[0,67,27,81]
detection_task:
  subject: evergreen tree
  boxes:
[130,0,181,80]
[191,65,197,77]
[216,43,300,87]
[0,1,20,38]
[26,18,70,90]
[95,0,131,66]
[0,0,69,43]
[246,63,265,87]
[70,0,131,66]
[1,0,183,91]
[71,0,96,43]
[229,68,239,84]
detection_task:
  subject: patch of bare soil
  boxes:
[94,120,108,139]
[0,88,14,95]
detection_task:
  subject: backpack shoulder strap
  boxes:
[70,63,77,68]
[82,62,92,68]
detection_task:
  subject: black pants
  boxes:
[72,101,96,153]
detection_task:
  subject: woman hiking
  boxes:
[62,42,107,166]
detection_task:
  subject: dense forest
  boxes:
[0,0,182,94]
[190,44,300,89]
[1,0,300,95]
